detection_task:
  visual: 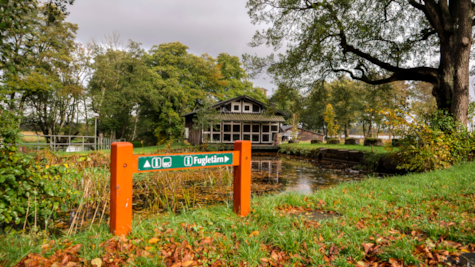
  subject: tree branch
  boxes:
[331,65,438,85]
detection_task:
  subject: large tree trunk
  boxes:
[430,0,472,125]
[344,122,349,138]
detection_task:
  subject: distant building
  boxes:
[182,95,286,146]
[259,88,268,97]
[281,125,325,142]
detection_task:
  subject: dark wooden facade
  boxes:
[182,96,286,146]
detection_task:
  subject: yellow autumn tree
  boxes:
[324,104,339,138]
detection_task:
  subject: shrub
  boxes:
[0,110,80,227]
[379,109,475,172]
[345,138,360,145]
[364,138,383,146]
[365,138,382,142]
[327,138,340,144]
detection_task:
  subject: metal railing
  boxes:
[19,134,117,153]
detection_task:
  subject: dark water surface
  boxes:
[251,153,367,194]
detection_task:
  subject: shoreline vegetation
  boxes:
[2,157,474,266]
[280,141,392,154]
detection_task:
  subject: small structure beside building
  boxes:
[281,125,325,142]
[182,95,286,146]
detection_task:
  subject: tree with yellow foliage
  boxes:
[324,104,339,138]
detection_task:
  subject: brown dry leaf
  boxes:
[388,229,400,235]
[356,261,366,267]
[91,258,102,267]
[319,234,324,241]
[249,231,260,237]
[40,243,51,253]
[363,243,374,255]
[181,261,194,267]
[119,234,128,243]
[388,258,402,267]
[260,258,269,263]
[271,250,280,261]
[64,244,82,254]
[148,238,159,245]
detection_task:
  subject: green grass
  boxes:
[48,142,192,156]
[281,141,393,154]
[2,161,475,266]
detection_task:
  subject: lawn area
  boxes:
[281,141,393,154]
[51,142,192,156]
[2,160,474,266]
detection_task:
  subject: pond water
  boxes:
[251,153,367,194]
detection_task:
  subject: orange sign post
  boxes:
[110,140,251,236]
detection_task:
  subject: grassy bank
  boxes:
[2,161,475,266]
[48,142,192,156]
[280,142,392,154]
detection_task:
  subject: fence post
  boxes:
[233,140,252,216]
[82,136,84,151]
[110,142,134,235]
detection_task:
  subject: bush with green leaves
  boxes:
[326,138,340,144]
[380,109,475,172]
[0,109,80,227]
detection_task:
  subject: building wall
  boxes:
[298,129,323,141]
[185,116,202,146]
[183,97,284,146]
[184,117,281,145]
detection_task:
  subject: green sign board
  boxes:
[137,153,234,171]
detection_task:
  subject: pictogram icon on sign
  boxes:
[152,158,161,168]
[143,160,151,168]
[162,157,172,167]
[184,156,193,167]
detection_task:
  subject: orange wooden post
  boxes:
[233,140,252,216]
[110,142,134,235]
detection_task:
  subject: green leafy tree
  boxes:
[3,5,80,144]
[269,82,300,121]
[246,0,475,125]
[89,36,151,140]
[192,97,222,142]
[329,78,361,137]
[140,42,226,143]
[216,53,267,102]
[0,0,75,69]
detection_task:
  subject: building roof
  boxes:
[280,125,323,135]
[215,113,285,122]
[281,125,292,131]
[181,95,286,117]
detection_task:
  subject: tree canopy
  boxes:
[246,0,475,124]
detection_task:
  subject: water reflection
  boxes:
[251,153,366,194]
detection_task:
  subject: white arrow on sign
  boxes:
[143,160,151,168]
[224,156,229,162]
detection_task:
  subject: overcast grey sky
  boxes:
[66,1,475,99]
[67,0,277,94]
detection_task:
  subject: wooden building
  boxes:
[281,125,325,142]
[182,96,286,146]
